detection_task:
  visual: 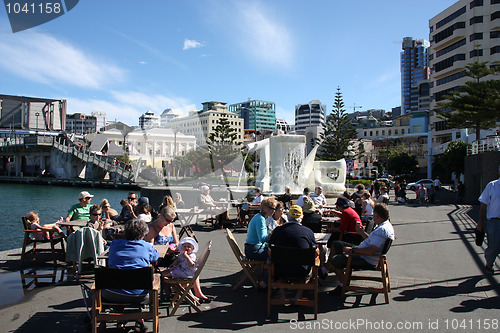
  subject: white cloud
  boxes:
[275,106,295,125]
[183,39,205,50]
[67,91,197,126]
[231,2,294,68]
[0,30,125,89]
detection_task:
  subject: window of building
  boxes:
[395,129,399,135]
[470,16,483,25]
[491,31,500,39]
[470,49,483,58]
[433,22,466,43]
[470,33,483,42]
[470,0,483,8]
[402,129,405,135]
[492,11,500,20]
[436,6,466,29]
[491,46,500,55]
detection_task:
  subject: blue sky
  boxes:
[0,0,458,127]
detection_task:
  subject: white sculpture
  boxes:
[246,134,346,194]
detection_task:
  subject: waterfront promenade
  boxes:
[0,195,498,332]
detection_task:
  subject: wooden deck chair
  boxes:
[91,266,160,333]
[226,229,265,289]
[267,245,319,320]
[162,240,212,316]
[21,216,66,268]
[342,238,393,303]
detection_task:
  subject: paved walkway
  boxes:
[1,193,499,332]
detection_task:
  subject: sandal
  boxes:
[199,296,214,304]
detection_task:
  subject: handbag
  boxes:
[475,228,485,247]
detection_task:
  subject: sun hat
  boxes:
[178,237,198,253]
[302,197,317,214]
[79,191,94,199]
[288,205,303,219]
[200,185,209,192]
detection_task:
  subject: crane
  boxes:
[348,103,363,112]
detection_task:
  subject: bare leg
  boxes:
[192,278,208,299]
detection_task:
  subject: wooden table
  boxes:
[59,219,88,234]
[175,208,203,242]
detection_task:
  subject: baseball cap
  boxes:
[288,205,303,219]
[335,197,350,208]
[138,196,149,206]
[79,191,94,199]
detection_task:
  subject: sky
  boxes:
[0,0,459,127]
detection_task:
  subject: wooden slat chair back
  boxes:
[267,245,319,320]
[162,240,212,316]
[226,229,265,289]
[91,266,160,333]
[21,216,66,267]
[342,237,393,303]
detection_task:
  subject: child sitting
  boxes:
[163,237,212,303]
[26,211,66,240]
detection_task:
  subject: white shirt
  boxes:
[251,195,262,205]
[479,177,500,220]
[309,192,327,207]
[359,220,395,266]
[296,194,307,207]
[434,179,441,187]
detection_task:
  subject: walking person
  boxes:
[477,166,500,275]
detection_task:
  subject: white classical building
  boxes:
[126,127,196,168]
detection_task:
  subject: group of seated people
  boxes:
[26,189,210,331]
[243,187,395,296]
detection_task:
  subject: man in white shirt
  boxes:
[325,203,395,295]
[309,186,327,209]
[296,188,310,207]
[434,177,442,190]
[478,165,500,275]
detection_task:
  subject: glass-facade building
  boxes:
[228,100,276,131]
[401,37,430,114]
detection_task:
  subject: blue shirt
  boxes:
[108,239,159,295]
[245,213,268,245]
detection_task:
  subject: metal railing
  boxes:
[468,136,500,155]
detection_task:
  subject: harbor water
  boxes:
[0,183,131,252]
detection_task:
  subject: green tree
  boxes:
[317,87,358,161]
[436,140,471,179]
[436,62,500,140]
[207,117,242,173]
[388,152,418,175]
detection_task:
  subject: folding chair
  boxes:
[267,245,319,320]
[91,266,160,333]
[162,240,212,316]
[342,238,393,303]
[226,229,265,289]
[20,216,66,268]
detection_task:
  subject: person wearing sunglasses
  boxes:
[115,192,139,223]
[245,197,279,261]
[65,190,94,222]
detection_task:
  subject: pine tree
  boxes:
[317,87,358,161]
[436,62,500,140]
[207,117,242,172]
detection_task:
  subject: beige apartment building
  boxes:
[429,0,500,159]
[164,101,244,146]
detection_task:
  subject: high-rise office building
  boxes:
[294,100,326,132]
[429,0,500,148]
[401,37,431,114]
[228,99,276,131]
[139,110,160,129]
